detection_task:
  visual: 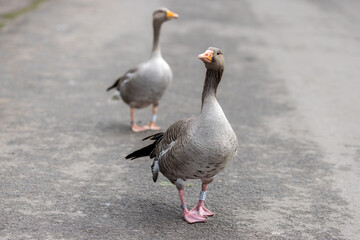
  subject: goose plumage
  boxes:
[107,8,179,132]
[126,47,238,223]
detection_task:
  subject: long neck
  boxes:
[201,69,223,109]
[152,20,162,54]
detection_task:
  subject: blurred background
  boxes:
[0,0,359,239]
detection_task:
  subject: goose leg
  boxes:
[190,183,214,217]
[144,105,161,130]
[130,107,147,132]
[176,179,206,224]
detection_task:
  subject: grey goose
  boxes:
[107,8,179,132]
[126,47,238,223]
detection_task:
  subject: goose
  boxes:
[106,8,179,132]
[126,47,238,223]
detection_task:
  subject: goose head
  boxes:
[153,8,179,25]
[198,47,225,71]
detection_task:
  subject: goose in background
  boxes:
[107,8,179,132]
[126,47,238,223]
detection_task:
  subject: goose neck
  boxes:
[152,20,162,54]
[201,69,223,109]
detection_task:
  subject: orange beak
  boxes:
[166,10,179,19]
[198,50,213,63]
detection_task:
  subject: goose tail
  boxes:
[106,78,120,92]
[125,132,164,160]
[125,141,158,160]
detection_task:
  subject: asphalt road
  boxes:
[1,0,360,239]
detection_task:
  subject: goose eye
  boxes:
[217,52,221,55]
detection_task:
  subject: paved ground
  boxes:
[0,0,33,15]
[1,0,360,239]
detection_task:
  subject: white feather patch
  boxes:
[159,141,175,159]
[111,90,121,100]
[120,72,134,87]
[152,161,159,173]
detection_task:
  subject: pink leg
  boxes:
[178,189,207,224]
[130,108,147,132]
[143,105,161,131]
[190,183,214,217]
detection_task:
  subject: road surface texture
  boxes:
[1,0,359,239]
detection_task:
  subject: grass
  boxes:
[1,0,47,20]
[0,22,4,29]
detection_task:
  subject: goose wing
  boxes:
[154,118,193,157]
[125,118,194,182]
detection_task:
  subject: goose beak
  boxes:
[166,10,179,19]
[198,50,213,63]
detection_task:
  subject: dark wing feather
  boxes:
[106,67,137,92]
[142,132,164,141]
[125,134,163,160]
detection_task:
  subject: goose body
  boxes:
[157,101,237,182]
[107,8,178,132]
[126,47,238,223]
[120,55,172,109]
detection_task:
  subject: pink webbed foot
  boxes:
[190,202,214,217]
[131,124,148,133]
[183,209,207,224]
[143,122,161,131]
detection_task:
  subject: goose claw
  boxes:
[190,203,214,217]
[131,124,148,132]
[183,209,207,223]
[144,122,161,131]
